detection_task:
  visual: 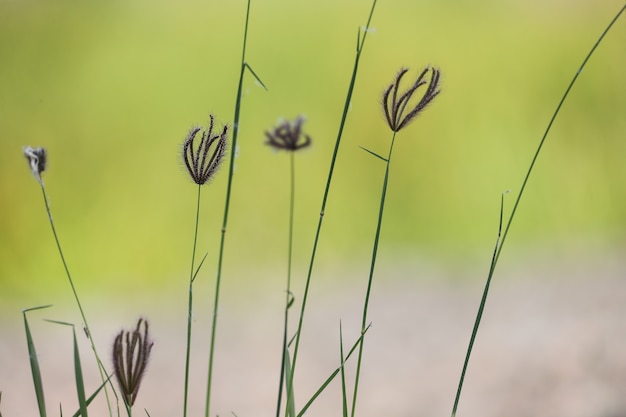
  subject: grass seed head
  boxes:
[265,116,312,151]
[112,318,154,408]
[23,146,47,185]
[382,66,441,132]
[182,115,228,185]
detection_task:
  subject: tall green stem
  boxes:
[350,131,396,417]
[205,2,252,416]
[183,184,202,417]
[493,3,626,269]
[39,184,114,416]
[276,152,296,417]
[288,1,378,407]
[450,5,626,416]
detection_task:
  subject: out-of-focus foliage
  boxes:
[1,0,624,300]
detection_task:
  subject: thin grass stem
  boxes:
[450,6,626,416]
[350,131,396,417]
[287,1,378,409]
[495,3,625,269]
[450,192,506,417]
[276,151,297,417]
[205,2,254,416]
[183,184,202,417]
[38,183,115,416]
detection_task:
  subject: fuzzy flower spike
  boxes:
[112,318,154,408]
[265,116,312,151]
[23,146,47,185]
[382,66,441,132]
[182,115,228,185]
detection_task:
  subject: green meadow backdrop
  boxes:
[1,0,625,304]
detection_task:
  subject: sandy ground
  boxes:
[1,253,626,417]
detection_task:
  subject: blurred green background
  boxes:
[1,0,625,304]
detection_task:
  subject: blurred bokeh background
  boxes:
[1,0,625,299]
[1,0,625,416]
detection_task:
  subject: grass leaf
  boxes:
[284,349,296,417]
[71,377,112,417]
[72,327,88,417]
[358,146,387,162]
[47,320,89,417]
[23,305,52,417]
[450,191,510,416]
[244,63,268,91]
[339,323,348,417]
[191,252,209,283]
[297,325,370,417]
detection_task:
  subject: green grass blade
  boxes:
[71,377,112,417]
[358,146,387,162]
[296,370,339,417]
[284,349,296,417]
[191,252,209,284]
[72,327,88,417]
[450,192,506,417]
[339,323,348,417]
[287,330,297,348]
[275,298,292,417]
[296,325,370,417]
[44,319,73,326]
[244,63,268,91]
[1,390,4,417]
[23,305,52,417]
[46,320,88,417]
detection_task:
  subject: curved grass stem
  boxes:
[39,183,115,417]
[494,3,626,269]
[450,5,626,416]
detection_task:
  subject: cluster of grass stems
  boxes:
[14,2,625,417]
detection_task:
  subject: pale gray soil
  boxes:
[2,253,625,417]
